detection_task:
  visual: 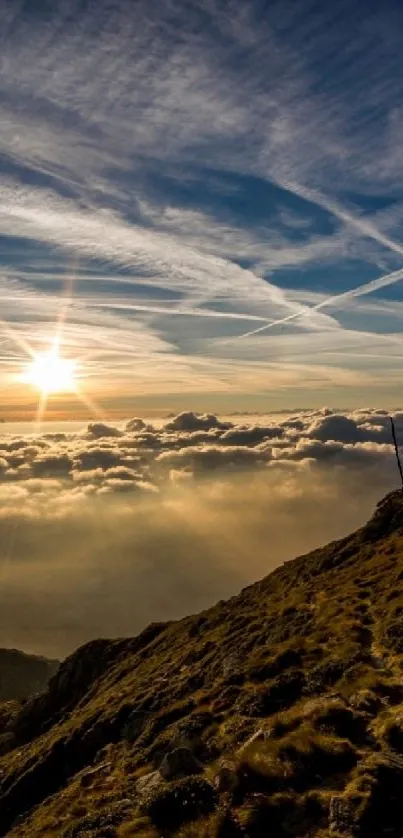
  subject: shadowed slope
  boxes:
[0,649,58,702]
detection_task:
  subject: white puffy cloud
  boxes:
[156,443,267,472]
[32,453,73,477]
[220,424,284,446]
[305,410,399,445]
[125,418,148,432]
[0,408,401,496]
[164,411,230,432]
[86,422,123,439]
[0,407,401,658]
[73,446,123,472]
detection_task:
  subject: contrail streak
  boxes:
[284,181,403,260]
[90,301,272,322]
[227,265,403,342]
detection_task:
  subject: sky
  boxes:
[1,0,403,419]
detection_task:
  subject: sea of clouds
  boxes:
[0,408,401,658]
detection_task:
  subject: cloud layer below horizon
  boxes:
[0,408,400,658]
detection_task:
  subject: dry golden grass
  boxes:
[3,491,403,836]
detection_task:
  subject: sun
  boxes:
[24,345,77,394]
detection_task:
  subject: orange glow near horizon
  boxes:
[3,264,107,427]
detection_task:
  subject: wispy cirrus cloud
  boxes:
[1,0,403,414]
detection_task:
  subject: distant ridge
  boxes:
[2,492,403,835]
[0,648,59,702]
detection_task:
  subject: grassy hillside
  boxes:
[2,491,403,836]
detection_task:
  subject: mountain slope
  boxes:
[0,649,59,702]
[2,492,403,836]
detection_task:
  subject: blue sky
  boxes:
[2,0,403,417]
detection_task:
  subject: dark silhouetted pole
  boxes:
[390,416,403,490]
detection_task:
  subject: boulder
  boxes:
[79,761,111,788]
[136,770,165,799]
[159,746,203,780]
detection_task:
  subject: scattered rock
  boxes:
[136,770,165,798]
[329,795,355,834]
[79,761,111,788]
[159,746,203,780]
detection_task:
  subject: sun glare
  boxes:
[24,345,77,394]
